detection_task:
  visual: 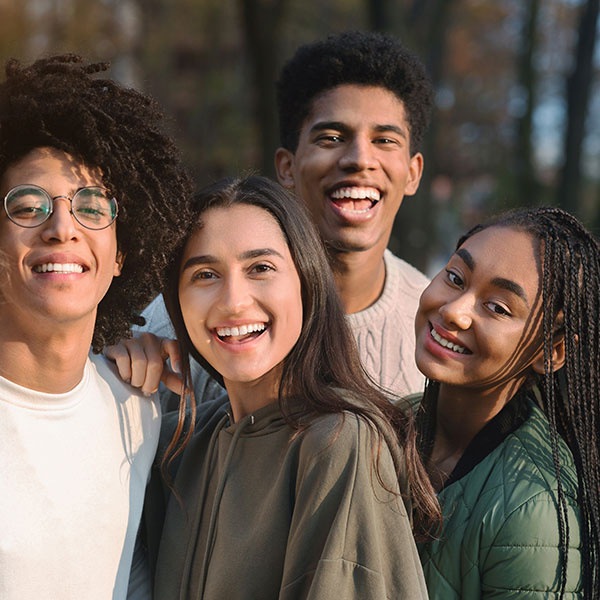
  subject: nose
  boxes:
[39,197,79,243]
[217,272,253,314]
[338,136,377,171]
[438,294,473,330]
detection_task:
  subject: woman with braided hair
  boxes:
[411,207,599,599]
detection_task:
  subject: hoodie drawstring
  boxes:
[192,414,253,600]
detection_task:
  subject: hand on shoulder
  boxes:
[104,332,183,395]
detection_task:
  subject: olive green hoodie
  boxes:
[145,395,428,600]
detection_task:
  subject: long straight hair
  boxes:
[427,207,599,599]
[162,175,440,538]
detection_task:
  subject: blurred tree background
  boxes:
[1,0,598,274]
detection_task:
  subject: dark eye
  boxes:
[316,134,343,144]
[486,302,511,317]
[251,263,273,274]
[446,269,464,287]
[73,189,115,224]
[191,270,216,281]
[6,192,49,219]
[13,204,47,216]
[75,204,106,218]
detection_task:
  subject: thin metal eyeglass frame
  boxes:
[3,184,119,230]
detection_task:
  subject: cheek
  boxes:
[298,155,327,188]
[289,294,303,346]
[279,278,303,350]
[96,233,120,275]
[179,288,209,344]
[417,281,440,316]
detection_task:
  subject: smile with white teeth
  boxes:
[33,263,84,274]
[430,327,468,354]
[216,323,266,338]
[330,187,380,213]
[331,187,381,201]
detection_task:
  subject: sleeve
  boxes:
[480,491,583,599]
[133,294,175,338]
[126,530,152,600]
[279,414,428,600]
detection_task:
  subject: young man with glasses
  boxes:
[0,55,191,599]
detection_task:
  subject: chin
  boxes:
[328,236,379,254]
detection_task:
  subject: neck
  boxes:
[428,379,524,491]
[330,248,386,315]
[224,367,281,422]
[0,318,94,393]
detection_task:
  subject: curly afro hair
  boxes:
[0,54,193,351]
[277,31,434,155]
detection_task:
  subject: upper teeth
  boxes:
[34,263,83,273]
[430,327,467,354]
[217,323,266,337]
[331,187,380,202]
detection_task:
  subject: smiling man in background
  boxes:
[135,32,432,400]
[273,31,432,397]
[0,54,190,599]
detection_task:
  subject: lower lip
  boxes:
[212,329,267,353]
[328,198,380,224]
[423,329,470,361]
[32,270,85,280]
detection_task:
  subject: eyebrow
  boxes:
[455,248,529,305]
[309,121,408,140]
[455,248,475,271]
[182,248,284,270]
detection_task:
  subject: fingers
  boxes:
[135,333,165,395]
[161,368,184,396]
[104,333,170,396]
[105,342,133,384]
[159,337,184,394]
[160,338,182,376]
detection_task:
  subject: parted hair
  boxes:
[163,175,440,539]
[277,30,434,154]
[0,54,193,350]
[455,207,599,600]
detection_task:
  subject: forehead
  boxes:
[302,84,409,134]
[186,204,289,254]
[459,226,541,290]
[1,147,102,193]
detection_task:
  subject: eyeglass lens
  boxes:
[4,185,117,230]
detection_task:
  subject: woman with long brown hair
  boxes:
[141,175,437,599]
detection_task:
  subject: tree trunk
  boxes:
[557,0,600,214]
[513,0,541,207]
[238,0,289,177]
[383,0,456,273]
[366,0,397,33]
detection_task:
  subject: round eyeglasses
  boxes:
[3,184,118,230]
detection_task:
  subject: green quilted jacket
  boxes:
[412,394,583,599]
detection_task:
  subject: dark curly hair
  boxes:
[0,54,193,351]
[277,31,434,154]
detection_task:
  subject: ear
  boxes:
[274,147,296,190]
[113,250,125,277]
[531,335,566,374]
[404,152,424,196]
